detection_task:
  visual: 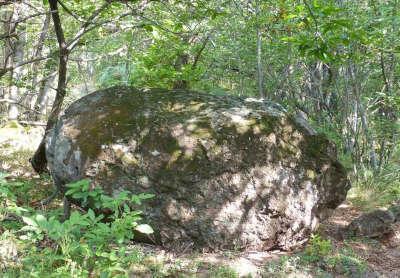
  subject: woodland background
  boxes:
[1,0,399,176]
[0,0,400,276]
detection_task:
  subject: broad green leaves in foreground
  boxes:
[1,176,153,276]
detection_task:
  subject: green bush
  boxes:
[1,176,153,277]
[302,234,333,263]
[350,162,400,209]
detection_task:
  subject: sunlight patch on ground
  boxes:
[0,126,44,176]
[0,126,43,152]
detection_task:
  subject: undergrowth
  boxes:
[263,235,367,277]
[349,162,400,210]
[0,174,154,277]
[0,173,241,277]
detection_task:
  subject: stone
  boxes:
[0,238,19,269]
[346,209,395,238]
[389,204,400,222]
[45,86,350,251]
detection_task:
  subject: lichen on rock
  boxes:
[45,86,350,251]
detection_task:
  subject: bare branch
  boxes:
[192,34,210,70]
[57,0,85,22]
[19,120,47,126]
[0,11,49,24]
[0,56,51,78]
[0,0,20,6]
[0,32,16,40]
[0,98,42,114]
[66,1,113,51]
[67,11,133,51]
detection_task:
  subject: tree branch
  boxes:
[192,34,210,70]
[31,0,113,174]
[66,1,112,51]
[303,0,320,40]
[0,32,16,40]
[0,11,49,24]
[67,11,133,51]
[57,0,85,22]
[0,0,19,6]
[0,56,51,78]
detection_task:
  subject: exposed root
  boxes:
[39,188,60,206]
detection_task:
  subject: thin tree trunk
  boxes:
[1,8,13,114]
[28,13,51,113]
[256,27,264,98]
[34,72,56,121]
[8,2,26,121]
[31,0,68,173]
[125,31,134,84]
[255,0,264,98]
[172,53,189,89]
[358,101,378,171]
[349,63,378,171]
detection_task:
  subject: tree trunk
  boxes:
[172,53,189,89]
[28,13,51,113]
[8,2,26,121]
[31,0,111,173]
[349,63,378,171]
[255,0,265,98]
[0,8,13,114]
[31,0,68,174]
[34,72,57,121]
[358,100,378,171]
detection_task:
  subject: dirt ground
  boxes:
[320,203,400,278]
[127,202,400,277]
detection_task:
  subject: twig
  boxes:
[0,98,45,115]
[192,34,211,70]
[39,189,60,206]
[0,56,51,78]
[66,1,113,51]
[57,0,85,23]
[0,11,49,25]
[19,120,47,126]
[303,0,322,42]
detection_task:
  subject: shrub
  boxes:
[1,177,153,277]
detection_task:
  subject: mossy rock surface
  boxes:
[46,86,350,251]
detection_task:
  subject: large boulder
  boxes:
[46,86,350,251]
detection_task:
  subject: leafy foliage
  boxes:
[0,175,153,277]
[263,234,367,277]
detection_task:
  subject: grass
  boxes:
[348,164,400,210]
[262,236,367,278]
[209,265,239,278]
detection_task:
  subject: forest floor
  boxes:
[1,124,399,277]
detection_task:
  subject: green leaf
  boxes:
[87,209,96,221]
[138,193,155,200]
[135,224,153,234]
[35,214,48,226]
[22,216,38,227]
[284,14,298,20]
[143,25,153,32]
